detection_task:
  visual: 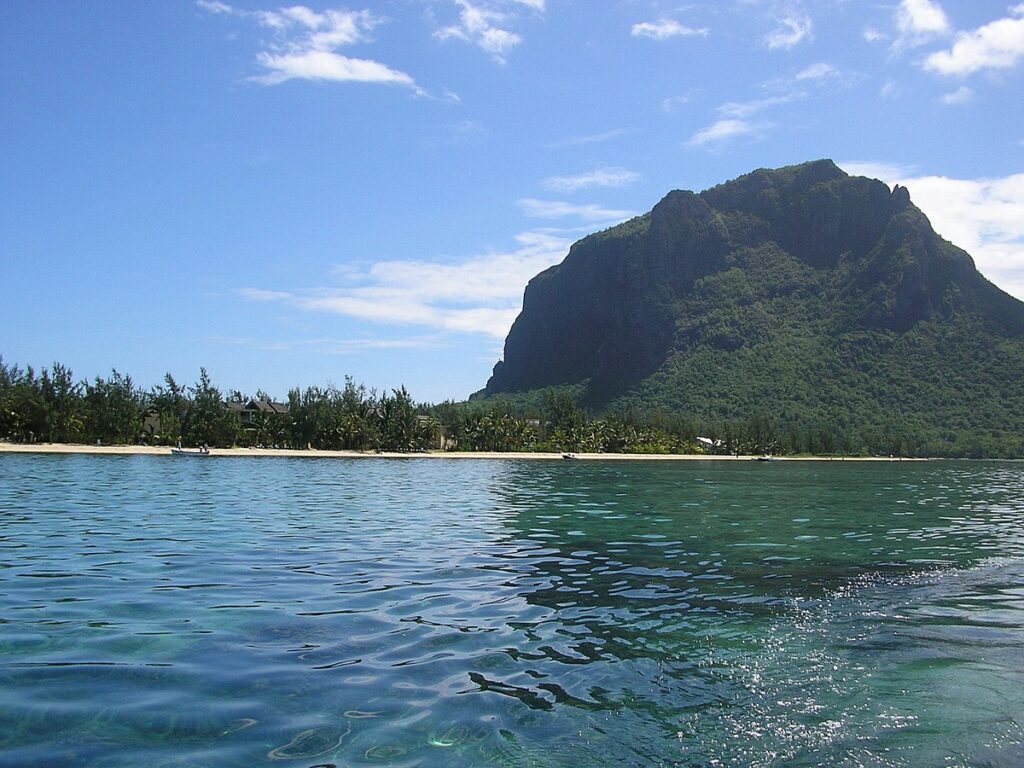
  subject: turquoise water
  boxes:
[1,456,1022,767]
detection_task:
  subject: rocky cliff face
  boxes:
[483,160,1024,415]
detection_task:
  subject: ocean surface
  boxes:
[1,455,1022,767]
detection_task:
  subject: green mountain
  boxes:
[483,160,1024,455]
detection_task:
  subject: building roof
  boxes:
[226,400,289,415]
[247,400,289,415]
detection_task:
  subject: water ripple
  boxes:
[0,455,1023,766]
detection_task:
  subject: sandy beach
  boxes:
[0,442,918,461]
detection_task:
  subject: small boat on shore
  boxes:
[171,447,210,457]
[562,452,578,460]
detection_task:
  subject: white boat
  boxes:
[170,447,210,457]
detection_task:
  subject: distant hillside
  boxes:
[482,160,1024,455]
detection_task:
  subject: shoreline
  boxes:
[0,442,924,461]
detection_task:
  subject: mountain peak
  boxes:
[482,161,1024,446]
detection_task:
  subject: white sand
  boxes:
[0,442,919,461]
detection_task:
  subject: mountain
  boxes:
[482,160,1024,454]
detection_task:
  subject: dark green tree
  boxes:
[39,363,84,443]
[83,370,146,444]
[148,373,188,445]
[0,361,46,443]
[378,386,422,451]
[337,377,378,450]
[183,368,239,447]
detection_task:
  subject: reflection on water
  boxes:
[0,455,1022,766]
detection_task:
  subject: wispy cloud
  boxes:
[517,199,636,223]
[546,128,637,148]
[198,2,421,91]
[840,161,1024,301]
[423,119,488,146]
[863,26,885,44]
[631,19,708,41]
[688,59,843,148]
[717,92,804,119]
[765,11,812,50]
[941,85,973,105]
[687,118,760,147]
[540,167,640,193]
[197,0,233,13]
[238,288,293,302]
[795,62,837,81]
[661,94,692,113]
[924,4,1024,76]
[434,0,545,63]
[238,230,572,339]
[211,333,445,354]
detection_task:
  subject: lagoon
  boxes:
[1,455,1022,766]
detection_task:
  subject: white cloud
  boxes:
[890,0,950,53]
[896,0,950,38]
[211,334,445,354]
[880,78,899,98]
[434,0,544,63]
[924,5,1024,76]
[631,19,709,41]
[517,199,636,223]
[541,167,640,193]
[261,7,368,47]
[687,118,759,147]
[941,85,973,105]
[718,92,804,119]
[690,61,837,148]
[197,0,234,14]
[336,235,568,303]
[840,162,1024,301]
[239,230,573,339]
[840,162,918,181]
[863,26,885,44]
[198,2,421,90]
[661,94,691,113]
[254,50,416,87]
[796,62,836,81]
[546,128,637,148]
[766,12,812,50]
[238,288,294,302]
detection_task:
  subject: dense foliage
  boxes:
[0,358,710,455]
[482,160,1024,458]
[3,353,1019,456]
[0,361,437,452]
[430,391,704,454]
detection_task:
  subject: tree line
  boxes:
[0,357,707,453]
[2,357,1018,457]
[0,359,434,451]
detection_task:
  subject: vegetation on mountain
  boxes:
[482,160,1024,457]
[4,161,1023,458]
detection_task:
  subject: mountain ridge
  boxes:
[481,160,1024,453]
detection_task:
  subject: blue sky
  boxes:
[2,0,1023,402]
